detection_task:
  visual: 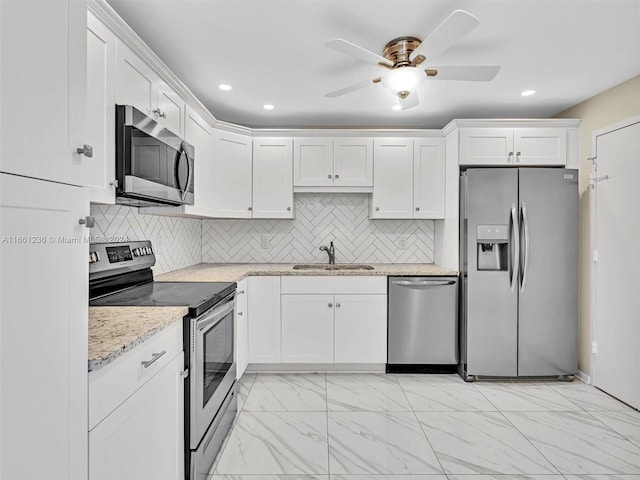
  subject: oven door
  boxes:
[190,294,236,448]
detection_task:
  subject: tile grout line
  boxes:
[324,372,331,479]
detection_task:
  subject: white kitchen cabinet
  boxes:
[334,294,387,363]
[116,42,185,136]
[211,129,253,218]
[1,174,89,480]
[370,138,414,219]
[253,138,294,219]
[1,0,90,186]
[293,137,334,186]
[86,12,117,204]
[459,127,567,166]
[184,107,215,213]
[414,138,446,219]
[248,276,281,363]
[334,137,374,187]
[281,295,335,363]
[89,353,184,480]
[235,278,249,379]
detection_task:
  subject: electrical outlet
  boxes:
[398,236,408,250]
[592,341,598,354]
[261,235,271,250]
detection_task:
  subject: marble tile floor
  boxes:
[209,373,640,479]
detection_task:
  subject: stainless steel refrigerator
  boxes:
[459,168,577,380]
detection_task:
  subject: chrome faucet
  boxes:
[319,241,335,264]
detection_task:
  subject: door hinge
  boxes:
[591,341,598,354]
[592,249,598,262]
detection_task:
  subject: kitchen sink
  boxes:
[292,264,375,271]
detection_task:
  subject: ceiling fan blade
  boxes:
[325,78,379,98]
[426,65,500,81]
[410,10,480,62]
[399,90,419,110]
[326,38,393,67]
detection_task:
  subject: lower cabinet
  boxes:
[334,294,387,363]
[281,295,334,362]
[247,276,282,363]
[235,277,249,378]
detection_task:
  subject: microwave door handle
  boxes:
[173,149,184,197]
[181,142,193,201]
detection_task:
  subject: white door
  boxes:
[334,295,387,363]
[184,107,215,214]
[1,0,89,186]
[414,138,446,219]
[86,12,117,204]
[253,138,294,218]
[211,129,253,218]
[333,138,374,187]
[593,117,640,409]
[514,128,566,166]
[89,353,184,480]
[281,295,335,363]
[156,80,185,136]
[459,128,514,165]
[116,42,157,116]
[1,174,89,480]
[247,277,281,363]
[293,138,334,186]
[371,139,413,218]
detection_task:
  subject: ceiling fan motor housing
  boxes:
[382,36,424,68]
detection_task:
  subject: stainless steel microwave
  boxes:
[115,105,194,207]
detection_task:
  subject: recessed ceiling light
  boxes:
[392,104,402,111]
[521,89,536,97]
[218,84,232,91]
[263,104,275,110]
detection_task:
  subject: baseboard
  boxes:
[246,363,386,373]
[576,369,591,384]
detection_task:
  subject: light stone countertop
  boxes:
[88,306,188,372]
[89,263,457,372]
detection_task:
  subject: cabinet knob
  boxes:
[238,290,245,295]
[287,206,291,211]
[76,144,93,158]
[152,108,166,119]
[109,180,119,188]
[336,303,341,308]
[335,174,340,179]
[508,151,514,162]
[516,151,521,162]
[237,312,243,316]
[415,207,420,211]
[328,303,333,308]
[78,216,95,228]
[248,206,252,211]
[375,207,379,211]
[328,174,332,179]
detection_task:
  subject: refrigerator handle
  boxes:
[510,203,520,292]
[520,202,530,292]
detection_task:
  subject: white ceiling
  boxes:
[106,0,640,129]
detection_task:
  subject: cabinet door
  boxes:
[235,279,249,379]
[116,42,157,116]
[414,138,446,219]
[184,107,214,213]
[211,129,253,218]
[459,128,514,165]
[293,138,334,186]
[513,128,567,166]
[1,0,88,186]
[334,138,374,187]
[281,295,334,363]
[334,295,387,363]
[157,80,185,136]
[1,174,89,480]
[86,13,117,204]
[253,138,294,218]
[371,139,413,218]
[248,277,281,363]
[89,353,184,480]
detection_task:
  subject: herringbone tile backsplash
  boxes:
[90,205,202,275]
[202,194,434,264]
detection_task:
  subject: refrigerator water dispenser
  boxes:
[476,225,509,271]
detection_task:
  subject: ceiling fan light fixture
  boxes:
[382,67,425,95]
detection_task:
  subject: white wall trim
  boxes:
[246,363,385,373]
[442,118,581,135]
[576,369,591,384]
[213,120,253,136]
[251,128,444,138]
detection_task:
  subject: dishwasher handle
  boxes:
[391,279,456,287]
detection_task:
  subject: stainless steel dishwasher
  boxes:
[387,276,459,372]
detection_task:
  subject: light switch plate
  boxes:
[261,235,271,250]
[398,236,408,250]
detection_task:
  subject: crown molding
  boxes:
[442,118,582,135]
[213,120,253,136]
[251,128,443,138]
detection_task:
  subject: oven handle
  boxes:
[197,296,235,333]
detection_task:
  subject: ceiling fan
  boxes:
[324,10,500,110]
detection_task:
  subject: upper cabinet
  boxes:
[116,43,185,136]
[370,138,446,219]
[1,0,91,186]
[459,127,567,166]
[293,137,373,191]
[183,106,216,215]
[211,129,253,218]
[253,138,294,219]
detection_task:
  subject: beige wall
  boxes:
[554,75,640,377]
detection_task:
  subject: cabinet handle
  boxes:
[287,206,291,211]
[415,207,420,211]
[141,350,166,368]
[76,144,93,158]
[78,216,95,228]
[508,151,514,163]
[335,174,340,179]
[375,207,379,211]
[516,151,521,163]
[248,206,252,211]
[238,290,245,295]
[328,303,333,308]
[336,303,341,308]
[328,174,332,179]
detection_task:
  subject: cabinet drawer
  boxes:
[281,276,386,294]
[89,321,183,430]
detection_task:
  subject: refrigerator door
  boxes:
[517,168,578,376]
[464,168,519,376]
